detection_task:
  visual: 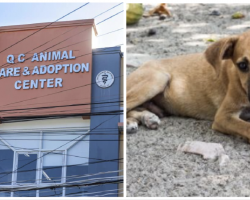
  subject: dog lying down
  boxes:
[127,30,250,141]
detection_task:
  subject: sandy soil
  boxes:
[126,3,250,197]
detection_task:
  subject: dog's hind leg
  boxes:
[127,108,161,134]
[127,62,171,111]
[142,101,166,118]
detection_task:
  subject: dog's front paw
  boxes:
[127,120,138,134]
[142,112,161,130]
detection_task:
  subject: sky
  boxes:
[0,2,124,51]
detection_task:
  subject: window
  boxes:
[17,153,38,184]
[0,122,90,197]
[0,141,14,197]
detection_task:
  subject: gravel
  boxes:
[126,3,250,197]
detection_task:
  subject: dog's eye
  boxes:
[238,61,249,72]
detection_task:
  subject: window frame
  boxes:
[0,129,89,197]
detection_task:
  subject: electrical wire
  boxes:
[38,187,123,197]
[0,113,120,124]
[0,110,123,123]
[0,3,90,55]
[93,191,123,197]
[0,97,122,118]
[0,74,122,108]
[0,127,118,133]
[97,28,123,37]
[0,180,123,197]
[0,177,123,195]
[0,169,122,185]
[0,115,117,181]
[96,10,123,25]
[19,187,123,197]
[0,158,122,181]
[92,2,122,19]
[0,100,122,113]
[0,4,124,197]
[0,2,123,70]
[0,175,122,190]
[0,104,122,118]
[3,93,121,108]
[0,5,124,119]
[0,178,123,193]
[64,188,123,197]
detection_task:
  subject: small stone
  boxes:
[219,154,230,166]
[232,12,245,19]
[148,29,156,36]
[159,14,166,20]
[210,10,221,16]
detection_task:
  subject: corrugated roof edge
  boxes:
[0,19,98,35]
[92,46,122,57]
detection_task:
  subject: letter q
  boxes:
[7,55,14,64]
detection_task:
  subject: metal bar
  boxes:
[66,130,90,150]
[0,136,15,151]
[62,149,67,197]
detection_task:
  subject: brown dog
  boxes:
[127,31,250,141]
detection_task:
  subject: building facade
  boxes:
[0,19,123,197]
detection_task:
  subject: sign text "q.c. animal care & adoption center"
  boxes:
[3,50,89,90]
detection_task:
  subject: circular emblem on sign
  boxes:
[96,70,114,88]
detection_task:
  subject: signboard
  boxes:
[0,19,97,118]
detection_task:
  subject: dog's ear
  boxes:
[205,36,238,73]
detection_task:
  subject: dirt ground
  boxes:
[126,3,250,197]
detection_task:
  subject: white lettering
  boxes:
[47,78,54,88]
[81,63,89,72]
[32,66,40,75]
[62,64,69,73]
[15,80,22,90]
[55,64,62,74]
[0,68,6,77]
[55,78,63,88]
[14,79,64,89]
[48,52,51,61]
[70,64,73,73]
[39,79,47,89]
[40,65,47,75]
[14,67,21,76]
[31,53,39,62]
[40,52,47,61]
[23,80,29,89]
[61,51,69,60]
[18,54,25,63]
[47,65,55,74]
[30,80,38,89]
[69,50,76,59]
[73,63,81,73]
[7,55,14,64]
[6,68,14,77]
[52,51,61,60]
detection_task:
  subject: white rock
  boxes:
[177,141,229,164]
